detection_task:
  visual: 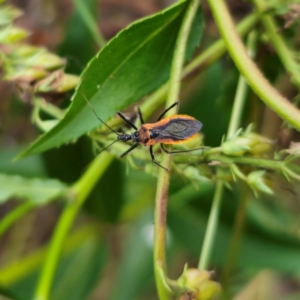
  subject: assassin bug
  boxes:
[84,96,203,171]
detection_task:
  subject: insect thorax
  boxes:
[131,131,140,143]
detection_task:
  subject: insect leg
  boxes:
[120,143,139,158]
[157,101,179,121]
[117,112,138,130]
[150,146,169,171]
[160,143,209,154]
[136,106,145,124]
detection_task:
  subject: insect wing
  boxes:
[154,117,202,143]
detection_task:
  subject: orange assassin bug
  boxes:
[84,96,203,171]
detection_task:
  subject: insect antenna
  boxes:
[82,93,120,136]
[96,139,119,155]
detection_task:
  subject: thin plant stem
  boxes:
[154,1,200,299]
[72,0,106,48]
[174,153,284,172]
[252,0,300,88]
[34,152,113,300]
[0,202,35,237]
[207,0,300,131]
[227,31,258,138]
[198,31,257,270]
[198,180,223,270]
[182,14,257,78]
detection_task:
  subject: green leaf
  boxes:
[18,0,204,158]
[0,173,67,204]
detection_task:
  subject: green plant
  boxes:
[1,0,300,299]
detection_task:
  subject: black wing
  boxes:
[153,118,202,142]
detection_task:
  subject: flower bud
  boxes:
[0,26,28,44]
[5,67,47,82]
[33,52,64,70]
[248,170,273,195]
[54,74,80,92]
[178,268,221,300]
[183,166,210,182]
[181,269,211,289]
[222,136,250,156]
[12,45,41,58]
[196,280,221,300]
[223,131,271,156]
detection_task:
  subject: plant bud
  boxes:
[33,52,64,70]
[0,26,28,44]
[180,269,211,289]
[5,67,47,82]
[0,4,23,26]
[223,132,271,156]
[196,280,221,300]
[178,268,221,300]
[12,45,41,58]
[183,166,210,182]
[248,170,273,195]
[54,74,80,92]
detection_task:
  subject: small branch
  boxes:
[207,0,300,131]
[174,153,284,172]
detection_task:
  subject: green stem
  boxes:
[182,14,257,78]
[72,0,106,48]
[198,30,257,270]
[154,1,200,299]
[34,152,113,300]
[208,154,283,171]
[0,202,35,237]
[198,180,223,269]
[227,31,257,138]
[207,0,300,131]
[166,0,199,108]
[175,152,284,172]
[252,0,300,88]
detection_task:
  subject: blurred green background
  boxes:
[1,0,300,300]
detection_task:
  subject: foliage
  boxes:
[0,0,300,299]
